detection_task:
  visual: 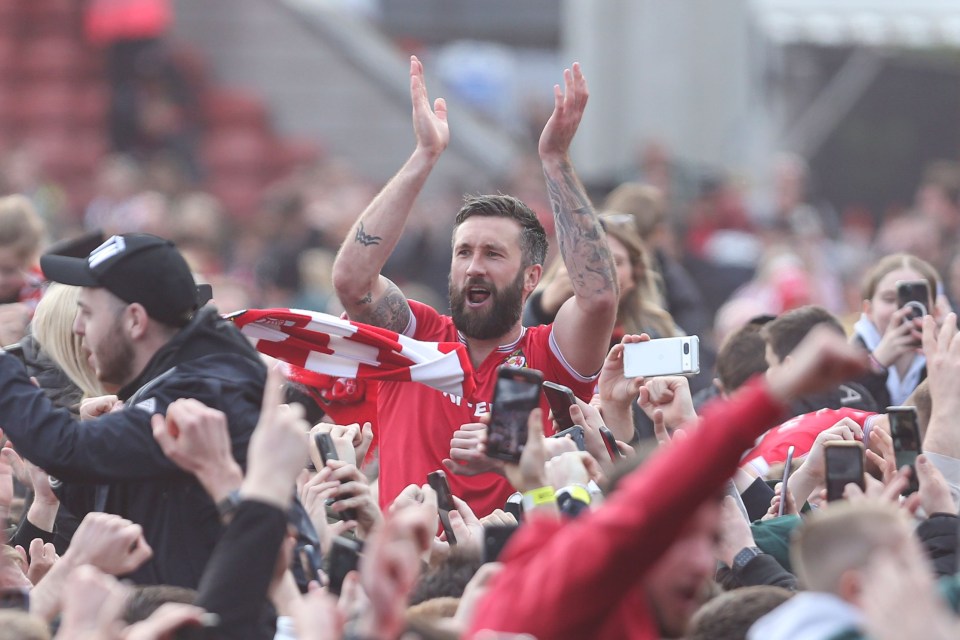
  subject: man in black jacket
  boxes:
[0,233,266,587]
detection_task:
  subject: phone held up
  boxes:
[887,405,922,495]
[485,366,544,464]
[428,469,458,546]
[824,441,865,502]
[623,336,700,379]
[542,381,577,431]
[313,432,358,522]
[896,279,931,323]
[327,536,363,596]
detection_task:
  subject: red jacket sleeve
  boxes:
[469,378,786,639]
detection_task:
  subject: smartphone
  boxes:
[599,425,622,461]
[623,336,700,378]
[0,587,28,610]
[542,381,577,431]
[824,441,865,502]
[551,425,586,451]
[778,445,795,517]
[896,280,931,322]
[327,536,363,596]
[314,433,358,521]
[483,524,519,563]
[486,366,544,463]
[296,543,322,586]
[427,470,458,545]
[887,405,922,495]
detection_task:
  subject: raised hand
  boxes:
[444,419,505,477]
[539,62,589,162]
[63,512,153,576]
[766,325,868,402]
[638,375,697,431]
[410,55,449,159]
[873,306,922,367]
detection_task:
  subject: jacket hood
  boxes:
[118,306,264,400]
[748,592,863,640]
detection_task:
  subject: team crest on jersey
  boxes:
[503,349,526,368]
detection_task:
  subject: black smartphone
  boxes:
[599,425,622,461]
[551,425,586,451]
[0,587,28,610]
[824,441,865,502]
[483,524,519,563]
[315,432,339,465]
[542,381,577,431]
[427,470,458,545]
[897,280,931,323]
[314,433,358,521]
[172,614,221,640]
[887,405,922,495]
[295,542,322,586]
[778,445,795,517]
[327,536,363,596]
[486,366,544,463]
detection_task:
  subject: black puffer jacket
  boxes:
[0,306,266,587]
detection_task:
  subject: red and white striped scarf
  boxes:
[229,308,476,398]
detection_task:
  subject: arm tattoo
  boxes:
[544,160,616,296]
[352,282,411,333]
[355,222,383,247]
[357,292,373,305]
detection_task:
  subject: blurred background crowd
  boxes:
[2,0,960,357]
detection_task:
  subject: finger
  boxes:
[652,409,669,445]
[260,365,287,424]
[843,482,865,499]
[434,97,447,121]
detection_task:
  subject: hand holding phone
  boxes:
[483,524,519,563]
[778,445,795,517]
[887,406,922,495]
[486,366,544,463]
[551,425,586,451]
[824,441,865,502]
[599,425,622,461]
[314,433,358,522]
[428,470,458,545]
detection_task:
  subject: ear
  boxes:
[524,263,542,293]
[837,569,862,607]
[125,303,151,340]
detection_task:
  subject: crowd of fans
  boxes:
[1,12,960,639]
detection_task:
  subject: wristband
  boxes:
[556,484,592,506]
[522,486,557,511]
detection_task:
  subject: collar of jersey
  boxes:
[456,326,527,352]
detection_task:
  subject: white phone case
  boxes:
[622,336,700,378]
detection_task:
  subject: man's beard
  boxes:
[92,316,135,388]
[449,269,525,341]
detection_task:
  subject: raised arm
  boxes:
[332,56,448,332]
[539,63,618,376]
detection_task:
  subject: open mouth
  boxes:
[466,285,491,306]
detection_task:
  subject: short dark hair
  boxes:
[762,305,845,362]
[409,547,483,605]
[686,586,794,640]
[717,320,770,393]
[124,585,198,623]
[454,195,547,267]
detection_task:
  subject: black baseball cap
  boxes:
[40,234,200,327]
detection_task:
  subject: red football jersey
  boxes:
[376,300,597,517]
[740,407,875,476]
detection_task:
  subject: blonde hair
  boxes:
[32,284,103,399]
[602,182,666,241]
[791,502,909,594]
[0,195,45,261]
[601,213,677,338]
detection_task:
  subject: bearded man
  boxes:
[332,57,618,515]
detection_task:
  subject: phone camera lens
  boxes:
[683,343,690,354]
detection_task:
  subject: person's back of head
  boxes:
[602,182,666,242]
[32,283,103,399]
[686,585,794,640]
[0,194,45,303]
[791,502,910,603]
[716,316,774,395]
[123,584,198,623]
[762,305,844,364]
[410,547,483,605]
[0,610,50,640]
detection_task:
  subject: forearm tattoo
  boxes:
[544,160,616,296]
[355,222,383,246]
[352,282,411,333]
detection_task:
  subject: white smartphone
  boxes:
[622,336,700,378]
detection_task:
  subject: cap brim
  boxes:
[40,254,100,287]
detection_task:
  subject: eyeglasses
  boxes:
[599,213,637,231]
